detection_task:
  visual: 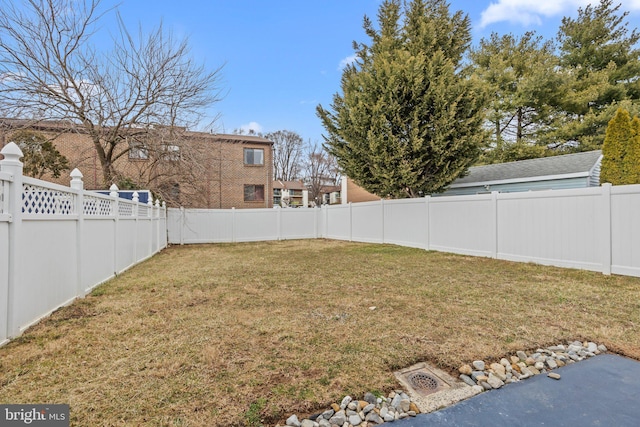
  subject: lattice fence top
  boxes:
[23,184,75,215]
[84,195,113,216]
[118,201,134,217]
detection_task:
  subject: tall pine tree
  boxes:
[470,32,561,163]
[551,0,640,150]
[316,0,486,197]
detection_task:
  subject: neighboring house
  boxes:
[273,180,308,207]
[0,119,274,209]
[319,185,342,205]
[340,176,381,204]
[443,150,603,196]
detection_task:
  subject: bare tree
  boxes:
[303,142,340,205]
[0,0,223,187]
[265,130,304,181]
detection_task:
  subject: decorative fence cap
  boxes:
[0,142,24,164]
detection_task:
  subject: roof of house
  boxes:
[320,185,341,193]
[450,150,602,188]
[273,180,306,190]
[0,118,273,146]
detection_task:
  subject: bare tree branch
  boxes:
[0,0,223,187]
[303,142,340,205]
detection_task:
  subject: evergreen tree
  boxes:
[470,31,561,163]
[317,0,486,198]
[550,0,640,150]
[9,129,69,179]
[623,115,640,184]
[601,108,632,185]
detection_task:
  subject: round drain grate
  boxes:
[407,372,440,391]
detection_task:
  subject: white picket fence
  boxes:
[0,142,168,345]
[168,183,640,278]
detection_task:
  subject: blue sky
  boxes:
[102,1,640,143]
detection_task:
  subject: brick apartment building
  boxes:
[0,119,274,209]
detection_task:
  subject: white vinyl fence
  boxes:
[168,183,640,278]
[0,142,167,345]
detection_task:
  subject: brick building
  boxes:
[0,119,274,209]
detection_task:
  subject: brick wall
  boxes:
[0,121,273,209]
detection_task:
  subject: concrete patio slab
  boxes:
[393,353,640,427]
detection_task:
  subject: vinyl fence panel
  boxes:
[234,209,279,242]
[428,194,496,258]
[351,201,384,243]
[496,188,604,272]
[0,143,167,345]
[383,198,428,249]
[325,204,351,240]
[17,218,78,332]
[611,185,640,277]
[82,219,116,293]
[280,208,317,240]
[165,183,640,279]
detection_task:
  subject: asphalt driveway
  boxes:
[394,353,640,427]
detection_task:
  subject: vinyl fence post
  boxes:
[380,199,385,244]
[133,191,140,263]
[276,206,282,240]
[491,191,498,259]
[1,142,24,338]
[179,206,185,245]
[110,184,120,275]
[147,199,153,257]
[231,207,236,243]
[155,199,160,253]
[324,204,329,238]
[314,206,319,239]
[602,183,612,275]
[70,169,85,297]
[349,202,353,242]
[424,195,431,251]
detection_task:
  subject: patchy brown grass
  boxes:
[1,240,639,426]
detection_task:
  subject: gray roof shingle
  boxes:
[452,150,602,186]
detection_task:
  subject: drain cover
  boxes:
[395,364,452,397]
[408,372,440,392]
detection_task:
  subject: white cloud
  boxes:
[338,55,357,70]
[479,0,603,28]
[239,121,263,134]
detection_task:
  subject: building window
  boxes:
[244,184,265,202]
[244,148,264,165]
[161,144,181,161]
[129,143,149,160]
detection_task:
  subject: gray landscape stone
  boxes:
[460,374,476,387]
[286,414,301,427]
[328,410,346,426]
[348,414,362,426]
[340,396,352,409]
[473,360,486,371]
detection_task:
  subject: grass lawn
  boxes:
[1,240,639,426]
